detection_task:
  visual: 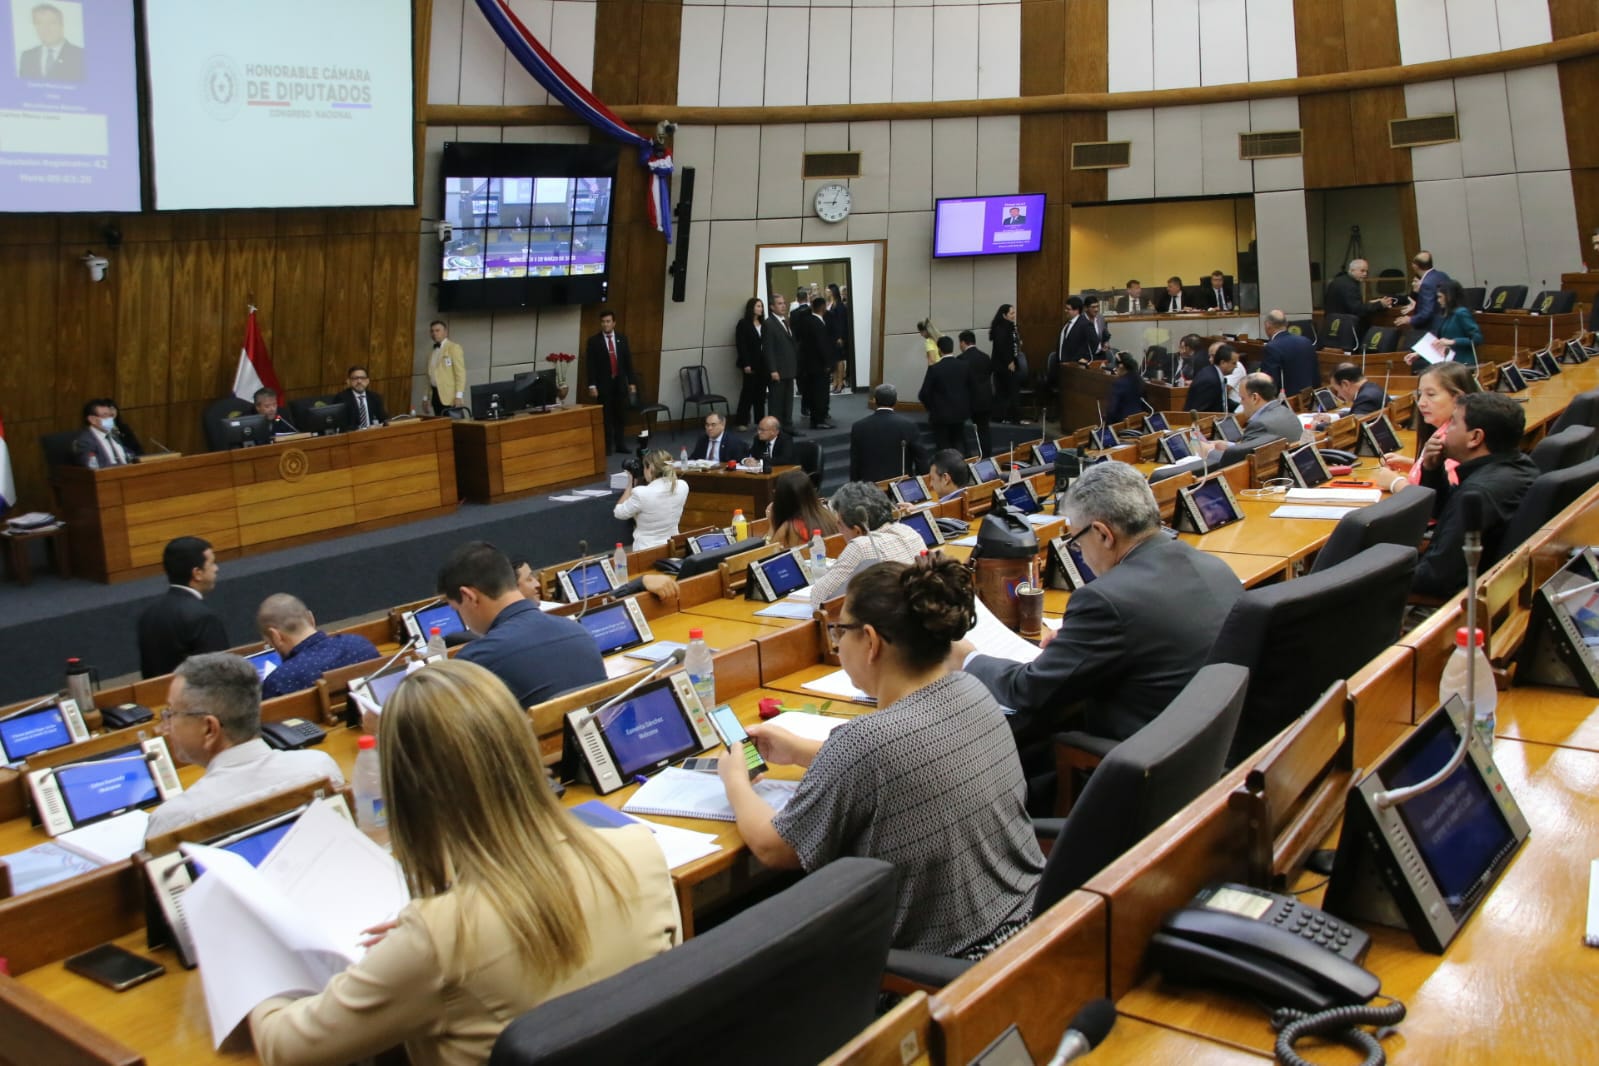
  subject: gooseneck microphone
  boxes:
[1045,998,1116,1065]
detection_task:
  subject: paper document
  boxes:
[626,641,687,662]
[1285,488,1381,504]
[58,809,150,864]
[785,587,814,602]
[964,600,1044,664]
[1271,505,1357,521]
[764,711,850,743]
[622,767,798,822]
[949,534,979,547]
[2,842,99,895]
[754,602,815,621]
[1411,332,1448,364]
[548,494,586,503]
[569,801,722,869]
[573,489,611,497]
[800,668,874,703]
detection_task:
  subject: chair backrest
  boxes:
[1530,424,1599,473]
[1308,485,1435,573]
[1208,543,1418,764]
[1487,284,1527,311]
[1496,455,1599,566]
[287,394,342,428]
[1285,319,1318,345]
[1038,663,1250,911]
[794,439,823,488]
[489,858,897,1066]
[1462,286,1486,310]
[1321,313,1362,352]
[679,364,712,401]
[1362,326,1398,353]
[203,395,255,451]
[39,430,79,470]
[1550,388,1599,434]
[1532,290,1576,315]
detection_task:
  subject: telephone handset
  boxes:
[1148,883,1380,1013]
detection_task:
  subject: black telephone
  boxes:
[260,718,328,750]
[1319,448,1359,468]
[1149,883,1380,1013]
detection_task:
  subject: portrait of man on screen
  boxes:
[15,0,84,82]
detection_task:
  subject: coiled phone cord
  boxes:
[1270,997,1406,1066]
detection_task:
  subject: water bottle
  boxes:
[810,530,828,580]
[1189,422,1207,456]
[353,735,389,843]
[1438,627,1497,750]
[426,626,447,659]
[685,629,715,710]
[612,542,629,584]
[679,445,689,464]
[87,454,99,471]
[488,393,501,420]
[732,509,748,541]
[64,658,95,713]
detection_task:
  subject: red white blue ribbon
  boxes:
[475,0,673,241]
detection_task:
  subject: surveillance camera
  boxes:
[656,120,678,138]
[81,253,109,282]
[435,221,452,243]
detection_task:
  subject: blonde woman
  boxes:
[613,448,689,551]
[250,660,680,1066]
[918,320,943,366]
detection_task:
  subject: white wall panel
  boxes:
[548,2,594,90]
[678,7,725,106]
[1200,101,1252,194]
[1404,81,1465,181]
[1444,0,1500,58]
[1464,174,1528,289]
[1247,97,1302,192]
[806,123,850,152]
[1453,73,1515,178]
[931,118,979,200]
[709,126,760,219]
[1198,0,1247,87]
[758,125,806,218]
[1505,66,1571,174]
[1152,106,1204,198]
[972,256,1016,331]
[1106,109,1155,201]
[848,121,892,214]
[428,0,464,104]
[1253,189,1313,316]
[807,9,852,105]
[719,7,769,106]
[849,8,894,103]
[1243,0,1296,82]
[502,0,551,106]
[1151,0,1201,91]
[1517,170,1582,292]
[1414,178,1476,285]
[976,4,1020,98]
[661,221,711,351]
[488,309,538,378]
[457,0,508,105]
[932,7,980,102]
[930,258,975,339]
[1107,0,1153,93]
[1495,0,1551,51]
[765,8,811,107]
[756,218,805,246]
[888,119,933,212]
[706,221,761,338]
[532,307,582,375]
[975,115,1019,195]
[892,8,935,103]
[884,212,935,374]
[1396,0,1450,64]
[848,213,889,241]
[671,127,716,224]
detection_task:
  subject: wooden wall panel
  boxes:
[1016,0,1072,362]
[1552,0,1599,242]
[1294,0,1409,190]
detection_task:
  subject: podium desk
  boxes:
[450,405,605,503]
[678,466,798,532]
[1477,310,1580,353]
[54,419,457,584]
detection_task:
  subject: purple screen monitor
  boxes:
[0,0,141,211]
[933,194,1046,258]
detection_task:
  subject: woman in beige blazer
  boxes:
[249,660,681,1066]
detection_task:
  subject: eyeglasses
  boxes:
[1063,524,1093,550]
[827,621,866,643]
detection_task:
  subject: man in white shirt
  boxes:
[73,399,130,468]
[147,653,344,839]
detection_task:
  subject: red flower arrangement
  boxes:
[546,351,576,389]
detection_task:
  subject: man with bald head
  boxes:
[1260,309,1319,395]
[1323,259,1393,334]
[747,415,796,465]
[256,594,381,699]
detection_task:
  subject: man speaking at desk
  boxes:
[689,412,748,463]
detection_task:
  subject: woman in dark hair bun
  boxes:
[716,555,1043,959]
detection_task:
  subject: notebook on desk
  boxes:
[621,767,798,822]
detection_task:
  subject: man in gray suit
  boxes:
[1232,373,1305,448]
[950,462,1243,744]
[762,292,800,432]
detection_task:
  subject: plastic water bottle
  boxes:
[612,542,629,584]
[1189,422,1207,456]
[679,445,689,464]
[810,530,828,580]
[353,735,388,844]
[685,629,715,709]
[426,626,447,659]
[1439,627,1497,750]
[732,509,748,540]
[488,393,501,420]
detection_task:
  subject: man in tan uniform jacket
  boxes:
[428,320,468,414]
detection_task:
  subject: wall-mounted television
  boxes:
[933,193,1046,258]
[439,141,619,311]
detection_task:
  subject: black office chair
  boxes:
[1530,425,1599,473]
[1486,285,1527,312]
[1494,456,1599,567]
[1320,314,1362,353]
[1309,487,1435,574]
[489,858,896,1066]
[884,664,1250,988]
[794,439,823,489]
[1361,326,1399,354]
[202,395,255,451]
[1531,290,1576,315]
[1208,543,1417,764]
[1286,319,1319,346]
[1551,388,1599,434]
[1462,286,1486,311]
[678,365,728,426]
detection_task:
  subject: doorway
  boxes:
[755,241,887,388]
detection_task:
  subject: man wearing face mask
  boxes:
[73,399,133,467]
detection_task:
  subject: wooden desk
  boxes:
[1178,497,1344,568]
[678,595,816,629]
[1478,310,1580,353]
[450,406,605,503]
[54,420,458,584]
[1490,685,1599,754]
[1560,271,1598,308]
[678,466,796,531]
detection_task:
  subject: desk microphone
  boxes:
[572,540,592,619]
[580,648,689,731]
[1045,998,1116,1065]
[147,437,176,456]
[0,693,64,722]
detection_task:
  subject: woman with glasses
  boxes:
[1371,361,1475,495]
[717,555,1042,958]
[808,482,926,603]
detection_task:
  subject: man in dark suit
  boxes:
[1323,259,1392,334]
[18,5,83,81]
[73,399,133,467]
[1394,251,1451,334]
[1002,206,1026,226]
[950,462,1243,744]
[688,412,750,463]
[1083,295,1112,356]
[253,389,298,435]
[793,298,834,429]
[747,416,796,466]
[1114,280,1149,314]
[1184,344,1238,413]
[1158,276,1190,314]
[1260,309,1320,395]
[762,293,800,432]
[138,537,230,678]
[585,308,636,454]
[1056,296,1095,366]
[1199,270,1234,312]
[1329,363,1387,416]
[850,385,925,482]
[957,330,994,457]
[335,365,388,430]
[920,336,972,452]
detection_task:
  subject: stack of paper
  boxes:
[622,767,798,822]
[754,601,815,620]
[570,801,722,869]
[1271,505,1357,521]
[2,842,100,895]
[763,711,850,742]
[800,669,873,703]
[57,809,151,864]
[965,600,1045,664]
[1285,487,1382,504]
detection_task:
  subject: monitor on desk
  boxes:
[1214,415,1244,443]
[557,558,618,602]
[1088,426,1119,451]
[0,699,89,765]
[402,601,468,646]
[470,381,526,420]
[674,536,768,580]
[27,738,181,836]
[1032,440,1060,466]
[1518,548,1599,695]
[1177,476,1243,534]
[301,403,347,437]
[749,549,811,601]
[563,674,712,793]
[1144,412,1170,434]
[1496,363,1528,394]
[577,599,654,656]
[1283,443,1333,488]
[349,663,413,718]
[899,509,945,548]
[512,369,560,408]
[1534,350,1562,378]
[889,476,928,506]
[1047,534,1095,590]
[1158,431,1193,465]
[1314,388,1341,414]
[996,480,1042,515]
[969,457,1001,484]
[686,530,731,554]
[1357,413,1403,458]
[221,414,270,450]
[241,647,283,681]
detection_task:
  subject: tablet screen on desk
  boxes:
[900,510,942,548]
[999,481,1041,514]
[580,601,647,655]
[1144,412,1169,434]
[969,458,1000,484]
[218,819,295,867]
[1159,432,1191,463]
[242,647,282,680]
[57,754,161,826]
[412,602,466,642]
[1089,427,1118,450]
[567,560,615,599]
[1033,440,1059,465]
[687,531,730,553]
[1189,478,1241,531]
[0,704,75,763]
[755,552,809,599]
[1287,444,1331,487]
[598,680,700,777]
[1215,415,1243,442]
[891,477,927,505]
[1362,414,1402,455]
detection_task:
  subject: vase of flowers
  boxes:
[546,351,575,404]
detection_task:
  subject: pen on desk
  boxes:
[633,774,649,786]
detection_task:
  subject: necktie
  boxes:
[607,334,617,376]
[710,437,719,462]
[358,394,370,428]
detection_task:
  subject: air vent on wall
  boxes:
[1239,129,1303,160]
[803,152,862,179]
[1070,141,1131,170]
[1390,114,1460,149]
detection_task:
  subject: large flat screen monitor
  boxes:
[143,0,416,210]
[933,194,1046,258]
